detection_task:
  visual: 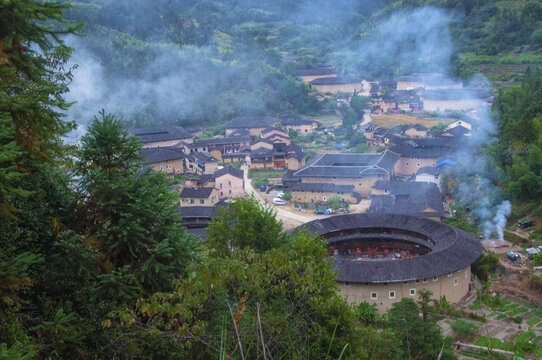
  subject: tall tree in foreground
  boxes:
[0,0,81,217]
[74,111,200,297]
[0,1,81,357]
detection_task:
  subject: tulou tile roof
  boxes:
[295,213,482,283]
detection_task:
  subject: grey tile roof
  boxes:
[369,181,445,217]
[129,126,192,143]
[228,128,251,137]
[213,166,243,180]
[440,125,470,137]
[293,150,399,178]
[281,118,317,126]
[190,152,218,163]
[423,88,493,101]
[180,187,215,199]
[261,127,287,136]
[390,138,461,158]
[310,77,361,85]
[291,68,336,76]
[416,166,438,175]
[225,116,277,129]
[198,174,214,184]
[139,147,185,164]
[194,136,251,147]
[295,213,482,283]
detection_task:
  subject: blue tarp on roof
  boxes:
[436,158,456,168]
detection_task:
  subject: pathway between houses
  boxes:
[242,164,313,230]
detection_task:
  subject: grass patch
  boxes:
[503,297,532,308]
[248,168,286,177]
[527,317,539,326]
[470,303,483,310]
[507,307,528,316]
[531,308,542,318]
[474,336,515,351]
[516,329,536,343]
[487,311,500,317]
[459,349,492,359]
[496,313,507,320]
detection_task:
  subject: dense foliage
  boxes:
[491,70,542,204]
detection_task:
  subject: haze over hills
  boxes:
[61,0,542,129]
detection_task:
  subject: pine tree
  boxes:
[75,111,200,296]
[0,0,82,217]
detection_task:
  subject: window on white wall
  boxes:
[410,289,416,296]
[371,292,378,300]
[389,291,395,299]
[422,278,428,283]
[344,282,350,287]
[433,276,438,281]
[454,278,458,286]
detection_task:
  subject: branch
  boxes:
[227,299,245,360]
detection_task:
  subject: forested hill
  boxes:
[61,0,542,128]
[61,0,391,128]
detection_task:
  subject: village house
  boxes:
[280,118,319,134]
[395,73,463,91]
[372,93,397,114]
[369,180,445,221]
[310,77,362,94]
[404,124,428,138]
[177,201,228,241]
[261,127,288,139]
[196,166,245,199]
[186,152,219,175]
[286,151,306,170]
[225,116,278,136]
[251,138,275,151]
[288,150,400,197]
[139,147,185,177]
[184,125,205,137]
[291,68,338,84]
[415,166,441,187]
[129,125,193,148]
[439,125,470,138]
[390,138,461,176]
[446,118,473,131]
[422,88,492,113]
[249,143,305,170]
[188,135,252,161]
[180,187,219,206]
[372,90,421,114]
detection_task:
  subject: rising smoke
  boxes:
[63,2,512,237]
[333,6,511,239]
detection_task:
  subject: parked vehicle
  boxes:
[507,251,520,261]
[272,198,287,205]
[314,208,327,215]
[518,217,534,229]
[260,184,266,192]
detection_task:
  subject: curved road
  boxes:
[242,165,313,229]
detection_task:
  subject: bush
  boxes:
[512,316,523,324]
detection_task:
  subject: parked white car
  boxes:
[272,198,287,205]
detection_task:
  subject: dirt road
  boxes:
[242,165,314,230]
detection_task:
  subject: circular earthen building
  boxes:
[297,213,483,311]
